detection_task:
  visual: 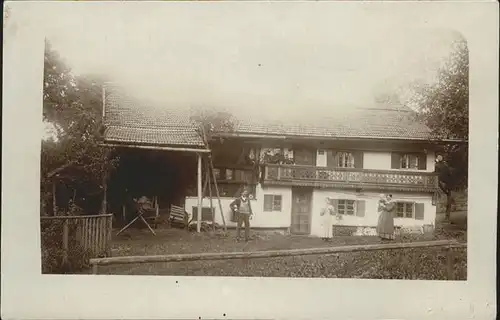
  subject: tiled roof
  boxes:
[105,126,205,147]
[103,86,205,147]
[232,107,433,140]
[103,85,433,147]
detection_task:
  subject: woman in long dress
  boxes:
[320,197,336,241]
[376,194,396,240]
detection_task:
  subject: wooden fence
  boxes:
[90,239,466,278]
[41,214,113,263]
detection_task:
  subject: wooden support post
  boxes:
[101,151,109,215]
[197,153,202,233]
[52,181,57,216]
[102,184,107,214]
[155,196,159,217]
[191,160,210,231]
[106,215,113,257]
[62,217,69,267]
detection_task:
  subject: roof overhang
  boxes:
[101,142,211,153]
[212,132,467,144]
[47,161,79,180]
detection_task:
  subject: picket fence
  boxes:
[41,214,113,260]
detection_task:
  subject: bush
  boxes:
[41,219,92,274]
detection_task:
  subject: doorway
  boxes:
[291,187,313,235]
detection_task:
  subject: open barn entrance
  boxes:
[107,148,198,227]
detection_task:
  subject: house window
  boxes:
[396,202,415,218]
[337,199,355,215]
[264,194,282,212]
[225,169,233,180]
[400,154,419,169]
[337,152,355,168]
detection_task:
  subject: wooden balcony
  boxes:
[262,164,439,192]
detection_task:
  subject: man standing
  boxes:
[230,188,253,241]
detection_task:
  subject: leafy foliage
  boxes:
[412,37,468,141]
[260,149,295,165]
[190,108,238,145]
[41,40,119,214]
[40,219,92,274]
[408,36,469,218]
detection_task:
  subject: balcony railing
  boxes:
[262,164,438,191]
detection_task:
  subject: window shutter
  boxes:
[391,153,401,169]
[327,150,337,167]
[355,200,366,217]
[331,199,339,210]
[274,195,282,211]
[417,153,427,170]
[354,151,364,169]
[395,203,403,217]
[414,203,425,220]
[263,195,273,212]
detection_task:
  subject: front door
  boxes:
[291,188,312,235]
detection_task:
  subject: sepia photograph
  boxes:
[2,1,497,319]
[40,10,468,279]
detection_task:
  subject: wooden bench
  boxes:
[169,205,189,228]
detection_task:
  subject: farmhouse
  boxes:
[102,85,443,237]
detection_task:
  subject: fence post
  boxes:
[62,218,69,267]
[446,246,454,280]
[106,215,112,257]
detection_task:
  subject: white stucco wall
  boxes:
[185,184,292,228]
[186,186,436,236]
[363,151,435,172]
[310,189,436,237]
[363,151,390,170]
[259,146,436,172]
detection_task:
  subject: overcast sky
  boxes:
[44,3,460,118]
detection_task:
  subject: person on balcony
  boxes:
[230,188,254,242]
[320,197,336,241]
[376,194,396,240]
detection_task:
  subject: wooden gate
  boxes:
[291,188,312,235]
[41,214,113,258]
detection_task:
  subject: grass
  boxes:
[90,212,467,279]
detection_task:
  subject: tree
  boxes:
[190,108,238,144]
[409,36,469,221]
[41,40,119,215]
